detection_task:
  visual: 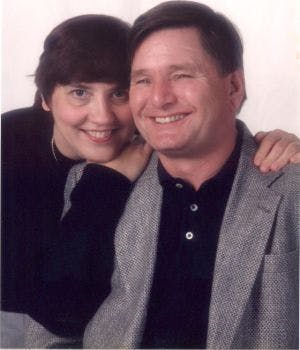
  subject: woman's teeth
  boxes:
[86,130,112,139]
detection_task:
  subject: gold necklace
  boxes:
[51,136,59,162]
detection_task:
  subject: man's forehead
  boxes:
[131,27,209,60]
[131,28,213,76]
[136,26,201,48]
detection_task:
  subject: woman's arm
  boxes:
[254,129,300,172]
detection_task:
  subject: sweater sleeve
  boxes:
[66,163,132,220]
[28,163,132,339]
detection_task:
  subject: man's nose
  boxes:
[150,79,177,109]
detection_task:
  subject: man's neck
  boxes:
[158,129,238,191]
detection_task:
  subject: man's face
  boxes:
[129,27,244,159]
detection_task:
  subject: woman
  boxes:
[1,14,150,347]
[2,13,300,348]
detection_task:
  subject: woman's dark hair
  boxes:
[35,14,131,103]
[129,1,243,75]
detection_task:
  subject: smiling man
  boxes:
[130,26,243,188]
[77,2,299,349]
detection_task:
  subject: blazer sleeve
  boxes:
[62,162,87,218]
[25,316,82,349]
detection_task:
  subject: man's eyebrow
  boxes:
[130,63,202,80]
[130,69,148,80]
[168,63,201,72]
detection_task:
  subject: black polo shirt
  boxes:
[141,130,242,349]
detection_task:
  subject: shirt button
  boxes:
[190,203,198,212]
[175,183,183,189]
[185,231,194,240]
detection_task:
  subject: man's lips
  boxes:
[147,113,189,124]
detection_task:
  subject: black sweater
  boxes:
[1,106,81,313]
[31,164,132,337]
[2,108,131,336]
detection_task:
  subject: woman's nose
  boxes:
[89,97,116,124]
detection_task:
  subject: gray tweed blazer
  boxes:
[25,122,299,349]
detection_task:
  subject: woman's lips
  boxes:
[83,129,114,143]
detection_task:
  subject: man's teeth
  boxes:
[86,130,112,138]
[154,114,185,124]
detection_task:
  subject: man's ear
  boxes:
[229,69,246,113]
[41,95,51,112]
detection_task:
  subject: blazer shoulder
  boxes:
[274,163,300,192]
[268,164,300,216]
[238,122,299,197]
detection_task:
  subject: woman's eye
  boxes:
[112,89,129,102]
[72,89,87,98]
[113,90,126,98]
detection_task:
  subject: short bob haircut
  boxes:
[129,1,243,76]
[35,14,130,103]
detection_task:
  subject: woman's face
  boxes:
[43,82,135,163]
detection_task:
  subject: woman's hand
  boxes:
[254,129,300,172]
[97,136,153,182]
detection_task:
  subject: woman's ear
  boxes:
[41,95,51,111]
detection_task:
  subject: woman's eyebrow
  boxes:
[68,82,91,89]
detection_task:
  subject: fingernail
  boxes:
[260,166,268,173]
[254,158,261,166]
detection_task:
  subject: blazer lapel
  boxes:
[207,132,283,349]
[115,153,162,297]
[84,153,164,348]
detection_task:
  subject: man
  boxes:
[79,2,298,349]
[26,1,299,349]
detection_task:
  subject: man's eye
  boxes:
[174,73,192,80]
[133,78,151,85]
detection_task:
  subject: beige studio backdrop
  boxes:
[2,0,300,134]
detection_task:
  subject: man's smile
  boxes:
[153,114,187,124]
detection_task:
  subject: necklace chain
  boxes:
[51,137,59,162]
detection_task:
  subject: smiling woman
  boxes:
[42,82,134,162]
[1,14,145,348]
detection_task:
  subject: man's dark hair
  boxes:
[129,1,243,75]
[35,14,130,103]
